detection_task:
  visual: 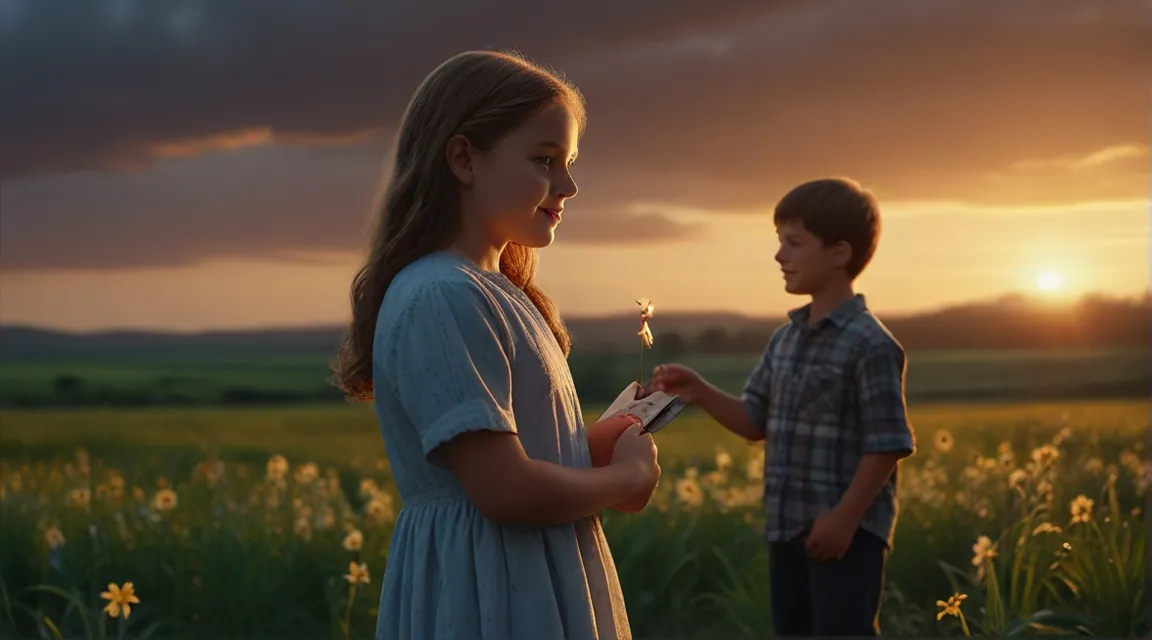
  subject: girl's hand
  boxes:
[610,423,660,498]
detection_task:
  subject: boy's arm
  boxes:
[833,339,917,524]
[697,380,764,442]
[696,337,777,442]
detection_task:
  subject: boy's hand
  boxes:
[804,507,857,562]
[650,364,704,403]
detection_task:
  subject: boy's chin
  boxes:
[782,281,808,295]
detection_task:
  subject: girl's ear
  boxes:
[445,134,474,186]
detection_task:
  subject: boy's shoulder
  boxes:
[840,309,909,377]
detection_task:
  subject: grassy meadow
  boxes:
[2,347,1146,408]
[1,396,1147,638]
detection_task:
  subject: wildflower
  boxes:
[293,462,319,485]
[266,455,289,481]
[636,299,654,349]
[934,430,954,453]
[1070,495,1094,524]
[1035,479,1054,504]
[294,517,312,541]
[344,561,370,585]
[68,487,91,509]
[343,529,364,552]
[635,298,654,383]
[675,477,703,509]
[936,592,967,620]
[152,488,178,511]
[1032,522,1062,536]
[715,450,732,472]
[1030,445,1059,466]
[971,535,997,567]
[359,478,379,498]
[1008,469,1027,489]
[193,460,225,487]
[366,493,395,523]
[746,450,764,482]
[44,526,66,549]
[100,582,140,619]
[996,441,1014,463]
[1084,457,1104,475]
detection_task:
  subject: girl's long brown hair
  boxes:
[332,49,586,402]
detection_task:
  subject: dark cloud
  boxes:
[0,0,804,177]
[1,0,1148,271]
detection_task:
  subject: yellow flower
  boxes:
[366,494,395,523]
[714,450,732,471]
[1008,469,1027,489]
[293,462,319,485]
[1032,522,1063,536]
[100,582,140,619]
[675,477,703,509]
[934,430,954,453]
[152,488,178,511]
[971,535,997,567]
[266,455,289,481]
[344,561,370,585]
[44,526,66,549]
[343,529,364,552]
[1030,444,1059,466]
[936,593,967,620]
[1070,495,1094,524]
[68,487,91,509]
[359,478,380,498]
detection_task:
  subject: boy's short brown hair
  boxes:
[773,177,880,279]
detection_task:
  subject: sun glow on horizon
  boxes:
[1036,270,1063,292]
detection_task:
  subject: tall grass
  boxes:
[0,411,1145,638]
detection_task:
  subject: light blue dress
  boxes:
[371,251,631,640]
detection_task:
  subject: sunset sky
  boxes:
[1,0,1148,331]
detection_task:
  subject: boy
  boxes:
[651,177,916,637]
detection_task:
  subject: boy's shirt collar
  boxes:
[787,293,867,329]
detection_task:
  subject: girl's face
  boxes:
[452,103,580,252]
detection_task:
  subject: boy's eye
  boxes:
[534,157,553,167]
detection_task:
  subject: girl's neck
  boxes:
[448,235,504,273]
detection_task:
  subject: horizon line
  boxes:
[2,289,1146,337]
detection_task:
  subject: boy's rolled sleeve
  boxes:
[855,340,916,457]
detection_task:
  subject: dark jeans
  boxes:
[768,527,888,637]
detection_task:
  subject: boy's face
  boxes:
[774,219,850,295]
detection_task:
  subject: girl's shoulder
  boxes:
[377,252,511,335]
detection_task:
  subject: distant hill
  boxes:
[1,292,1147,362]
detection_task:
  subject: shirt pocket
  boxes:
[796,363,845,425]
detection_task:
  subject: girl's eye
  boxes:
[535,157,553,167]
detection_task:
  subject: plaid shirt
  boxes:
[742,294,916,547]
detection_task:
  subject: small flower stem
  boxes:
[637,340,644,386]
[958,611,971,637]
[342,584,358,640]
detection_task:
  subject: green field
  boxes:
[1,347,1147,409]
[1,399,1147,638]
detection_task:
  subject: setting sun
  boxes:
[1036,271,1063,292]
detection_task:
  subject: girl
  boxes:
[332,49,661,639]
